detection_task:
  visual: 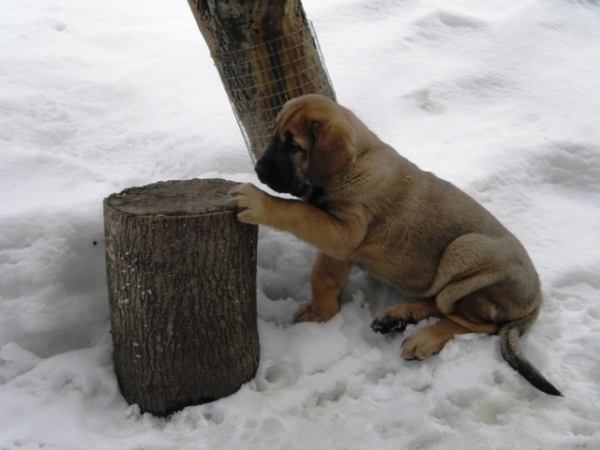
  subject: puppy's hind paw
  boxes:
[371,302,438,335]
[370,316,408,334]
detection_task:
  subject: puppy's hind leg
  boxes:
[401,318,470,360]
[371,298,443,334]
[424,233,507,316]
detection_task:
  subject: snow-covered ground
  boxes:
[1,0,600,448]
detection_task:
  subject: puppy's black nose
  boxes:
[255,160,270,184]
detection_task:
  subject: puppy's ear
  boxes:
[308,118,357,187]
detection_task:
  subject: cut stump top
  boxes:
[105,178,239,216]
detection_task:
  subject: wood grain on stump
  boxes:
[103,178,259,416]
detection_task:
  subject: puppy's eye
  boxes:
[289,145,303,155]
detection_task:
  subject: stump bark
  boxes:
[187,0,336,160]
[103,178,259,416]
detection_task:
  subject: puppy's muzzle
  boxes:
[254,159,272,186]
[255,150,303,195]
[255,157,286,192]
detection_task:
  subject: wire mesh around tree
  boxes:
[215,22,336,163]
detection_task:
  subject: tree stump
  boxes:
[187,0,336,160]
[103,178,259,417]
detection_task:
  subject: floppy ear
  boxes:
[308,118,357,187]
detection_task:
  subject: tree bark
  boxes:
[187,0,336,160]
[103,178,259,417]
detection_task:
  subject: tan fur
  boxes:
[229,94,559,394]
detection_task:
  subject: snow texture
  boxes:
[1,0,600,449]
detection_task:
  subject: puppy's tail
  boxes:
[499,305,562,396]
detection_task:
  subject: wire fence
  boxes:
[215,22,336,162]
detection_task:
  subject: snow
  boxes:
[1,0,599,448]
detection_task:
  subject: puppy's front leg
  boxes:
[229,183,366,260]
[295,252,352,323]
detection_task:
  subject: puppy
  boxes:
[229,94,561,396]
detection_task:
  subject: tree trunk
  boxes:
[187,0,336,161]
[103,178,259,417]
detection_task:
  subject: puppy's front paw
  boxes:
[228,183,268,224]
[294,304,338,323]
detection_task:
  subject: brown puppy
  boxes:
[229,94,561,396]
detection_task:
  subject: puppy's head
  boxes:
[255,94,357,196]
